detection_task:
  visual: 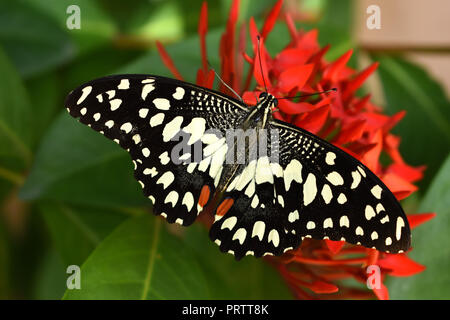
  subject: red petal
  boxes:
[333,119,366,145]
[361,128,383,173]
[382,172,418,200]
[252,36,272,90]
[198,1,208,71]
[309,281,339,294]
[323,49,353,83]
[407,212,436,229]
[273,48,314,76]
[294,105,330,134]
[155,41,184,81]
[377,254,426,277]
[278,100,315,115]
[373,283,389,300]
[277,63,314,92]
[284,13,297,42]
[297,29,319,51]
[242,91,258,105]
[352,94,371,113]
[261,0,283,38]
[386,163,425,183]
[343,62,379,100]
[325,239,345,255]
[198,2,208,35]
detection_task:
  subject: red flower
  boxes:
[156,0,435,299]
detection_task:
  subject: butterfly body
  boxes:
[65,74,411,260]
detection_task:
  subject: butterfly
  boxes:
[65,74,411,260]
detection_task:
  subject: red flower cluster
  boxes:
[156,0,435,299]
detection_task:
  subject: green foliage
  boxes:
[0,0,448,300]
[388,153,450,299]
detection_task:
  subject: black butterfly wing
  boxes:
[270,119,411,253]
[65,74,247,226]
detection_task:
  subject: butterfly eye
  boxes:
[273,98,278,108]
[259,92,268,99]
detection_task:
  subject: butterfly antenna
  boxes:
[257,35,268,93]
[278,88,337,100]
[207,60,244,103]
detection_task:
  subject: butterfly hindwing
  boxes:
[65,74,247,226]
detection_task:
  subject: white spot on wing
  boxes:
[150,113,165,127]
[252,221,265,241]
[183,118,206,145]
[173,87,185,100]
[156,171,175,189]
[303,173,317,206]
[326,171,344,186]
[325,152,336,165]
[396,217,405,240]
[162,116,183,142]
[371,185,383,199]
[283,159,302,191]
[153,98,170,110]
[232,228,247,244]
[164,191,179,207]
[118,79,130,90]
[340,215,350,228]
[110,99,122,111]
[321,184,333,204]
[351,170,361,189]
[141,83,155,100]
[77,86,92,105]
[268,229,280,247]
[182,192,194,212]
[221,216,237,230]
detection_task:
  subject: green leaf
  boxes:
[375,55,450,189]
[63,215,210,299]
[183,223,292,299]
[0,0,74,77]
[388,152,450,299]
[0,47,32,167]
[25,72,62,148]
[39,202,129,266]
[32,249,67,300]
[22,0,116,56]
[20,112,150,208]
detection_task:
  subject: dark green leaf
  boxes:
[183,223,292,299]
[32,249,67,299]
[20,112,150,208]
[388,152,450,299]
[63,215,210,299]
[375,55,450,189]
[22,0,116,56]
[0,47,32,166]
[0,0,74,77]
[39,202,129,266]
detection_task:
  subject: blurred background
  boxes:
[0,0,448,299]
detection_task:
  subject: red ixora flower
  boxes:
[156,0,435,300]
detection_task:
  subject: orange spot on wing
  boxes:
[198,185,211,207]
[216,198,234,216]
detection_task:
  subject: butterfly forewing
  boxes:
[65,74,247,226]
